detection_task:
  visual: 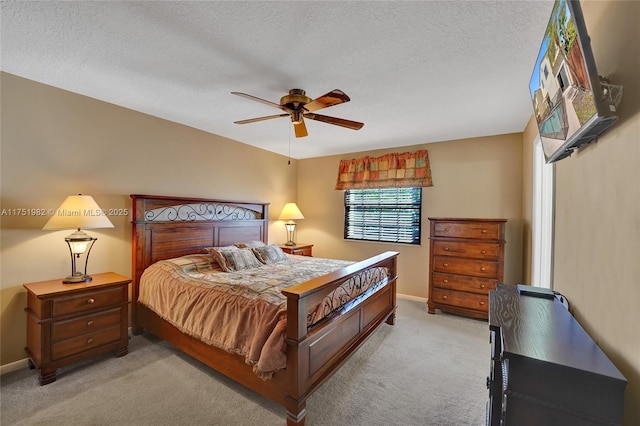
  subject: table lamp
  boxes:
[278,203,304,246]
[43,194,114,283]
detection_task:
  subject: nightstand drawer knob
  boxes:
[87,338,94,345]
[87,320,94,326]
[444,247,450,251]
[482,229,487,234]
[480,284,486,289]
[87,298,95,304]
[481,267,486,271]
[443,263,449,267]
[442,295,448,300]
[443,279,449,283]
[481,250,486,254]
[480,301,485,306]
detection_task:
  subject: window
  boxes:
[344,187,422,245]
[531,136,555,289]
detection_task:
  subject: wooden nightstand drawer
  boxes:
[280,244,313,257]
[52,307,123,341]
[52,325,123,360]
[52,287,124,317]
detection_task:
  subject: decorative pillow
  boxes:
[234,240,267,249]
[204,246,236,269]
[251,244,290,265]
[207,247,262,272]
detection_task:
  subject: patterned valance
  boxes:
[335,149,433,190]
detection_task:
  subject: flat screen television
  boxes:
[529,0,622,163]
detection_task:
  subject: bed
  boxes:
[130,194,398,425]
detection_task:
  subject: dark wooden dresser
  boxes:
[487,284,627,425]
[427,217,506,319]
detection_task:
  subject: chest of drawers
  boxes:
[24,272,130,385]
[427,218,506,319]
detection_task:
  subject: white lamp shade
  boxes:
[278,203,305,221]
[43,195,114,230]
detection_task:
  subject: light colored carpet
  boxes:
[1,298,489,425]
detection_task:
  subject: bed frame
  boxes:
[130,194,398,425]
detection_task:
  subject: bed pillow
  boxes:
[234,240,267,249]
[251,244,290,265]
[207,246,263,272]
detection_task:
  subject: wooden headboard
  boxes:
[130,194,269,317]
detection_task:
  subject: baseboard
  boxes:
[0,358,29,375]
[397,293,427,303]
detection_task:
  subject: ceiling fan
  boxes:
[231,88,364,138]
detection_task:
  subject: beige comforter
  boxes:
[138,253,388,379]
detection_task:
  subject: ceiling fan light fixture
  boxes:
[232,88,363,137]
[291,110,303,124]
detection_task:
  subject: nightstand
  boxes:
[23,272,131,385]
[279,243,313,257]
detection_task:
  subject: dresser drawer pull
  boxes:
[481,250,486,254]
[444,247,450,251]
[87,298,95,304]
[443,279,449,283]
[480,284,486,289]
[87,338,95,345]
[442,295,448,300]
[479,301,485,306]
[444,227,450,232]
[482,229,487,234]
[481,267,486,271]
[87,320,94,326]
[443,263,449,267]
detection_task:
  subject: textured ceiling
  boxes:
[1,1,553,159]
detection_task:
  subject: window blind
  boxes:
[344,187,421,245]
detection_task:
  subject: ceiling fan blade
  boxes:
[304,113,364,130]
[231,92,291,112]
[293,119,308,138]
[303,89,351,112]
[234,114,290,124]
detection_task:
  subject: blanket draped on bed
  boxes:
[138,254,388,379]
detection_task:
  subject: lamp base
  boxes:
[63,274,92,284]
[284,241,296,246]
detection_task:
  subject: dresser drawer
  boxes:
[432,272,496,295]
[432,240,500,260]
[432,255,499,278]
[52,286,125,317]
[431,288,489,312]
[51,325,122,360]
[433,221,502,240]
[51,307,123,341]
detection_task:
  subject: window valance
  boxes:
[335,149,433,190]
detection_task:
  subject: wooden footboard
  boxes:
[130,195,398,425]
[282,251,398,424]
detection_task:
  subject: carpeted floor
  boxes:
[1,298,489,425]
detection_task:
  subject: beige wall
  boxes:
[522,2,640,423]
[297,134,524,299]
[0,72,298,365]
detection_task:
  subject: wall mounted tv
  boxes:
[529,0,622,163]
